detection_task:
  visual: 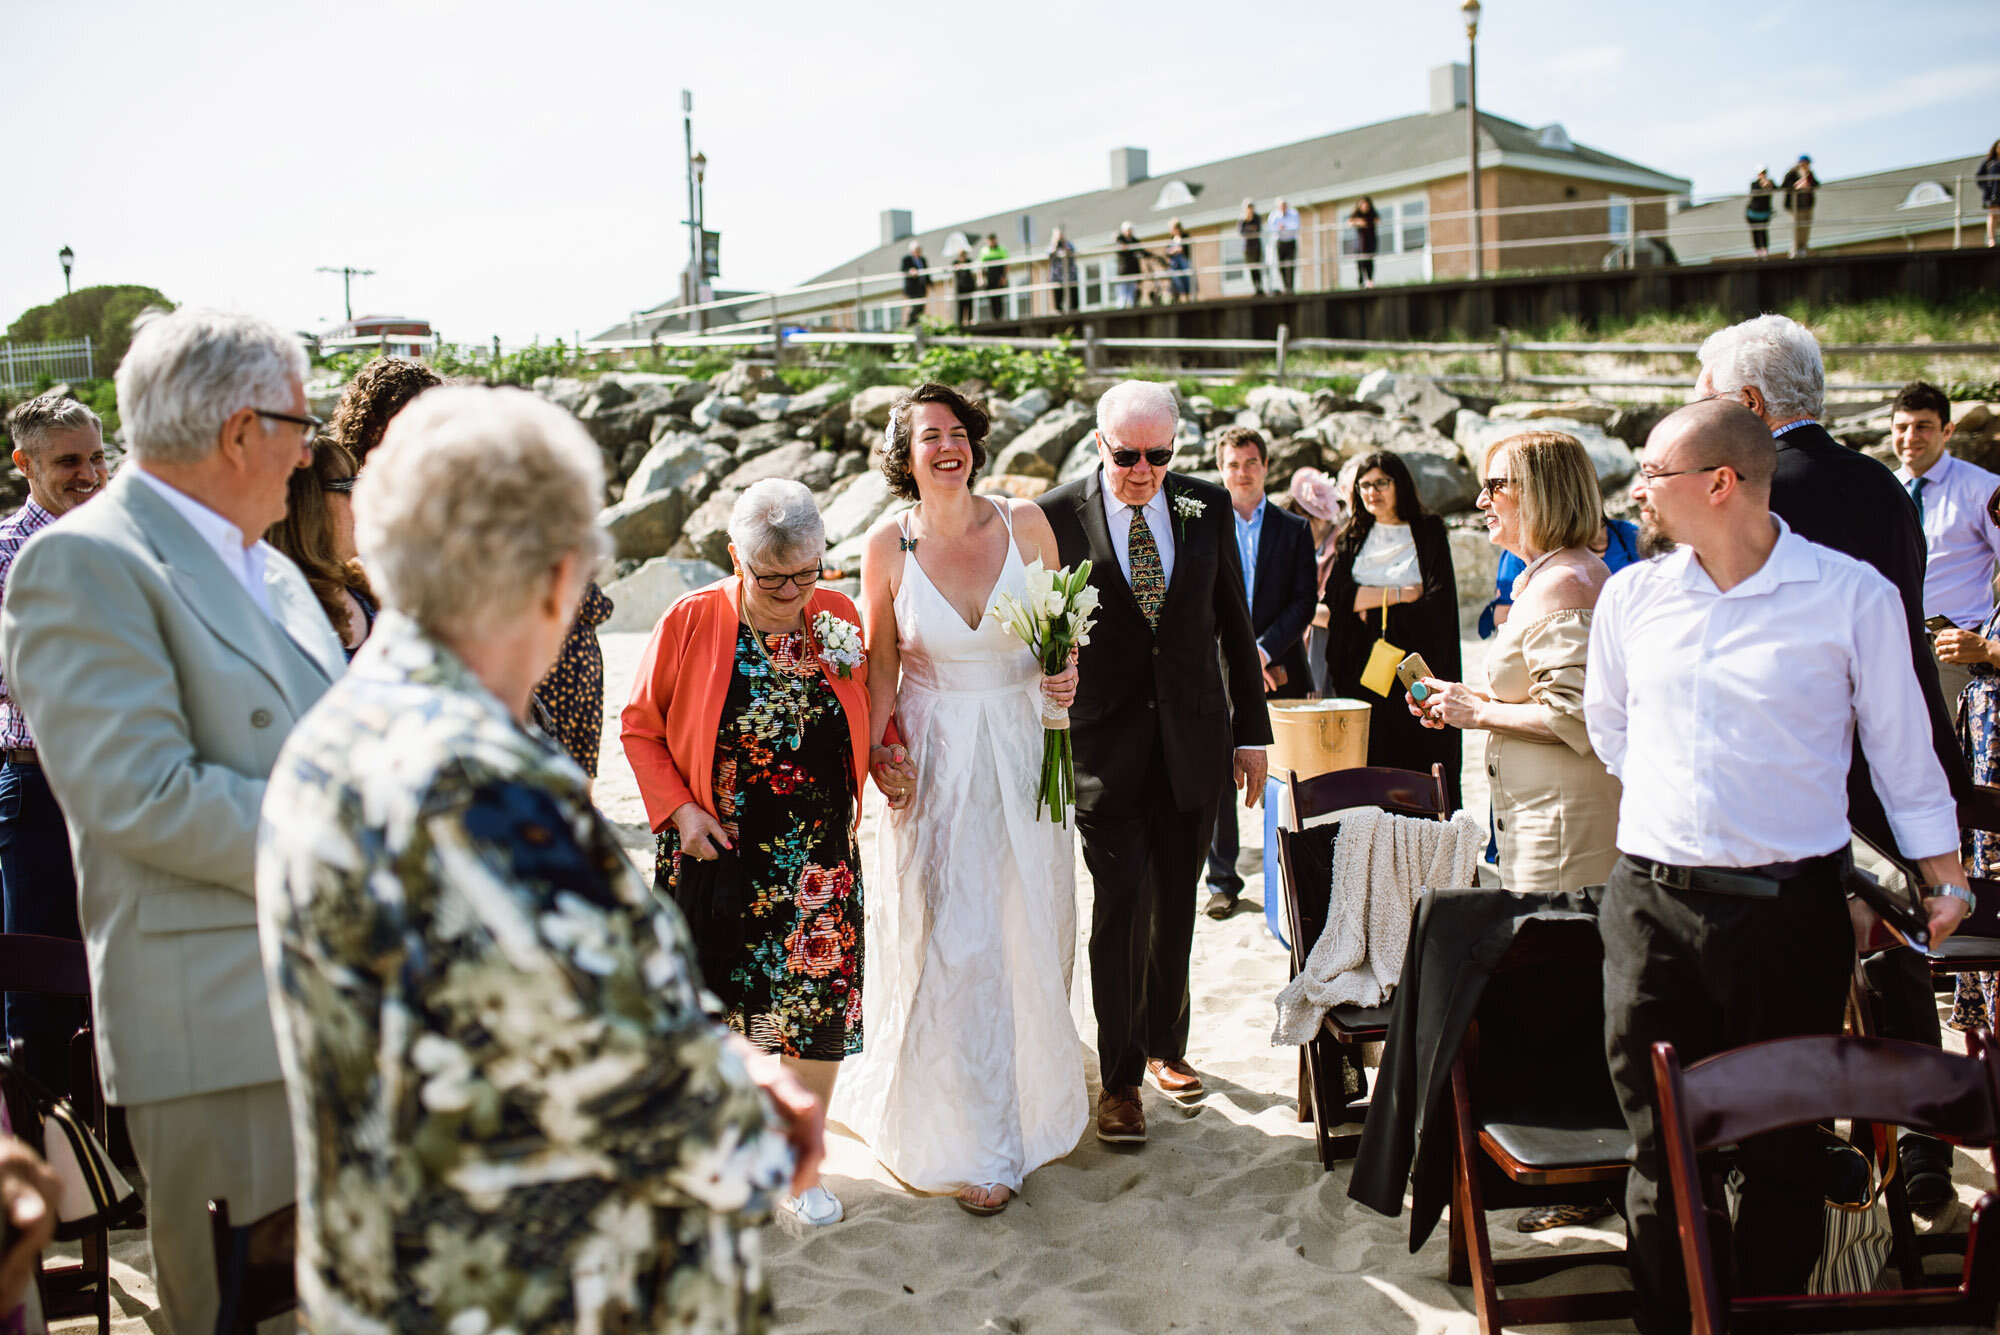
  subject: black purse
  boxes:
[659,843,748,990]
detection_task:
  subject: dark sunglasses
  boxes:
[1479,477,1512,498]
[1109,447,1174,469]
[322,476,356,495]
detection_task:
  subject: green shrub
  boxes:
[914,340,1082,401]
[6,285,173,376]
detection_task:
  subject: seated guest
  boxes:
[1891,379,2000,718]
[622,479,891,1228]
[1587,399,1970,1332]
[0,394,108,1091]
[258,387,818,1334]
[266,439,376,656]
[323,354,440,468]
[1,308,349,1335]
[1205,427,1318,918]
[1321,451,1462,808]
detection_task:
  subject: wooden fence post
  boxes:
[1275,324,1290,385]
[1083,324,1099,374]
[1496,328,1512,387]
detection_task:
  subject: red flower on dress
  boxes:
[785,911,848,978]
[795,862,852,913]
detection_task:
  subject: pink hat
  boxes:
[1289,466,1343,522]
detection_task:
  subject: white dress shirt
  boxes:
[1271,206,1301,240]
[1233,498,1266,607]
[1099,472,1175,587]
[1584,517,1958,867]
[1895,451,2000,629]
[134,469,277,619]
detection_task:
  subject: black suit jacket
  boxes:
[1767,421,1973,852]
[1244,502,1319,697]
[1038,470,1273,814]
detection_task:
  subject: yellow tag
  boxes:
[1359,636,1404,697]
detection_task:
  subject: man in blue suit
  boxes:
[1206,427,1319,918]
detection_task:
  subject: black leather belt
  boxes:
[1624,851,1846,900]
[3,748,35,767]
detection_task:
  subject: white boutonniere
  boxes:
[1171,493,1205,520]
[812,611,865,678]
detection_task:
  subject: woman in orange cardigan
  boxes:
[622,479,910,1228]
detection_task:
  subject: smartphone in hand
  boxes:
[1926,614,1958,636]
[1395,652,1435,703]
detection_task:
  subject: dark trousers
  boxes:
[956,296,975,325]
[1277,238,1299,291]
[985,278,1007,323]
[1077,736,1217,1090]
[1207,802,1245,895]
[1244,243,1265,294]
[1357,256,1375,285]
[1601,855,1854,1334]
[0,761,85,1093]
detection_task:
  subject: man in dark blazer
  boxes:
[1205,426,1318,917]
[1038,383,1273,1146]
[1697,313,1970,1217]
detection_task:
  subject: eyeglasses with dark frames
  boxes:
[1637,464,1726,483]
[1108,446,1174,469]
[1355,478,1395,493]
[255,408,324,447]
[1479,476,1513,498]
[745,563,825,591]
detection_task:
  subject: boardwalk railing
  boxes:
[0,338,95,394]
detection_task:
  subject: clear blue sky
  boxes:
[3,0,1994,348]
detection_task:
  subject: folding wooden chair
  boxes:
[1276,762,1449,1168]
[1653,1032,2000,1333]
[0,932,111,1335]
[1446,914,1634,1332]
[208,1198,298,1335]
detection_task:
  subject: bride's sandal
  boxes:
[955,1183,1011,1216]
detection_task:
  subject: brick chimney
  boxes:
[1110,147,1149,189]
[1430,63,1468,114]
[881,209,914,246]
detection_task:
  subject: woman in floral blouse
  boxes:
[257,388,820,1335]
[623,478,907,1229]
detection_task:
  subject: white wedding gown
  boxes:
[831,501,1087,1192]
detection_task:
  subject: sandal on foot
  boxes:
[1516,1200,1613,1233]
[955,1183,1011,1216]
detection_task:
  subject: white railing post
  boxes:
[1955,176,1964,250]
[84,335,93,380]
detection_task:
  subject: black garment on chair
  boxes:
[1348,886,1601,1250]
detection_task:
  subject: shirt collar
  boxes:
[1234,497,1266,527]
[133,468,254,557]
[1670,515,1819,596]
[1898,451,1954,486]
[1771,418,1817,439]
[13,498,56,531]
[1099,471,1171,521]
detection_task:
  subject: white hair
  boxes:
[114,307,307,466]
[728,478,825,568]
[1096,380,1180,435]
[1697,313,1825,423]
[5,393,102,456]
[354,386,607,642]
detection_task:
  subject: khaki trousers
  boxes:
[125,1081,295,1335]
[1935,653,1975,727]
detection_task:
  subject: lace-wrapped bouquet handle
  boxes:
[989,560,1099,824]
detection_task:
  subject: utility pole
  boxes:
[1462,0,1484,281]
[316,265,375,323]
[682,90,705,334]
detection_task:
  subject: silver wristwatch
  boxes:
[1933,883,1977,911]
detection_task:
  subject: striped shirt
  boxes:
[0,500,57,749]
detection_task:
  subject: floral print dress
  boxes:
[259,611,790,1335]
[1953,605,2000,1030]
[657,623,863,1060]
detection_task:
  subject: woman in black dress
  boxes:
[1322,451,1462,809]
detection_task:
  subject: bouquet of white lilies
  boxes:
[989,560,1100,824]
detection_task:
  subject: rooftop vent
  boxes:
[1111,147,1150,189]
[881,209,914,246]
[1429,63,1467,114]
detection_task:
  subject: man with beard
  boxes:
[0,394,110,1088]
[1586,398,1972,1332]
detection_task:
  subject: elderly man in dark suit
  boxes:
[1204,426,1318,918]
[1037,382,1273,1145]
[1696,311,1971,1219]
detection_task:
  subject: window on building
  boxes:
[1606,195,1631,240]
[1900,181,1950,209]
[1400,200,1428,253]
[1152,179,1195,211]
[1536,124,1574,152]
[1081,260,1105,309]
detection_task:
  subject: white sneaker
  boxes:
[781,1184,843,1226]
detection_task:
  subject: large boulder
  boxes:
[625,432,731,503]
[1005,401,1094,470]
[824,498,914,576]
[582,400,657,455]
[1246,385,1315,438]
[992,439,1058,479]
[1448,524,1502,612]
[976,474,1052,500]
[666,488,743,568]
[1267,434,1324,482]
[710,362,768,399]
[783,380,849,420]
[730,420,795,463]
[1307,411,1459,467]
[1058,434,1101,483]
[1489,397,1619,427]
[723,440,837,492]
[1007,386,1054,425]
[1949,403,2000,474]
[537,377,593,415]
[819,470,898,548]
[849,385,905,428]
[1453,410,1638,488]
[579,379,633,415]
[598,488,696,562]
[1356,369,1463,435]
[752,395,794,423]
[600,557,730,633]
[1403,452,1481,515]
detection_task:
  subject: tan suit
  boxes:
[0,468,344,1334]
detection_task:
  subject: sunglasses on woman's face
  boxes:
[1108,447,1174,469]
[322,476,356,495]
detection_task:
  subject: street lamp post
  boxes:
[58,246,74,298]
[682,90,704,335]
[1462,0,1483,281]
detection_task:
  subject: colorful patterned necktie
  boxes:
[1128,504,1165,627]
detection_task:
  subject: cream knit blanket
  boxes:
[1271,807,1487,1045]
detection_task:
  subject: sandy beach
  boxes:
[56,628,1989,1335]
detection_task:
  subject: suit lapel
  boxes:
[1155,473,1203,624]
[121,473,336,715]
[1078,470,1146,621]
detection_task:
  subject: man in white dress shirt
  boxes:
[1892,380,2000,716]
[1585,399,1972,1332]
[1270,197,1302,293]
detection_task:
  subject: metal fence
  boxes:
[0,338,95,394]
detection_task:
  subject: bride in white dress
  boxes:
[831,386,1088,1215]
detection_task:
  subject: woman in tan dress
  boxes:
[1408,429,1621,895]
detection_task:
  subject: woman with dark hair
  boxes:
[267,440,377,656]
[1348,197,1381,287]
[1238,200,1266,295]
[834,381,1085,1217]
[1980,140,2000,249]
[1322,450,1462,806]
[323,355,441,467]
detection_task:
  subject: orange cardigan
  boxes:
[621,578,881,832]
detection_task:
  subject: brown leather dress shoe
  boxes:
[1146,1057,1204,1098]
[1096,1086,1146,1143]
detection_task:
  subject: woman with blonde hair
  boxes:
[267,440,376,656]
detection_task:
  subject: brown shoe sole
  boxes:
[1096,1120,1147,1144]
[1147,1067,1204,1100]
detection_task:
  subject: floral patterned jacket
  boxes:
[257,611,790,1335]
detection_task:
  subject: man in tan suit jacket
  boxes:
[1,308,346,1334]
